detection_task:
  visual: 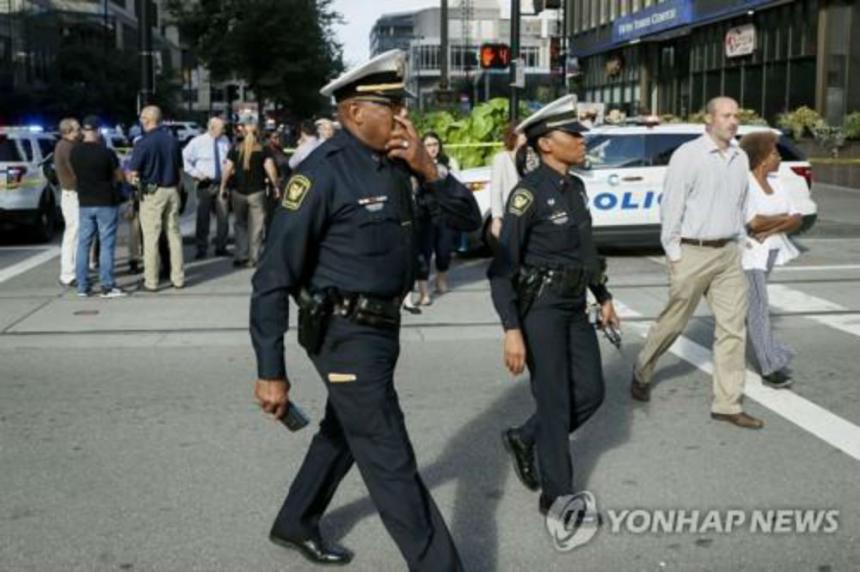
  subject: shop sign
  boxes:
[725,24,756,58]
[612,0,694,44]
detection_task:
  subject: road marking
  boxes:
[773,264,860,272]
[648,255,860,274]
[0,246,60,284]
[766,284,860,337]
[615,299,860,461]
[0,246,50,252]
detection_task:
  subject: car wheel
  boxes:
[32,190,57,242]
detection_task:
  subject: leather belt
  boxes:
[681,237,733,248]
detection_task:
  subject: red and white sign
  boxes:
[725,24,756,58]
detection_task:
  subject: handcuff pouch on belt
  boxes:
[514,265,588,317]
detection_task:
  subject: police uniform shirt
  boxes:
[251,128,481,380]
[488,162,612,331]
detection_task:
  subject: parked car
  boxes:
[163,121,202,146]
[0,126,61,241]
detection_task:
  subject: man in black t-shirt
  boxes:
[70,115,127,298]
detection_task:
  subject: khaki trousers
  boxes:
[231,190,266,264]
[140,186,185,289]
[634,243,748,414]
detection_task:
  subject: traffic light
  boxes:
[480,43,512,70]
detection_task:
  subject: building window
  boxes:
[522,46,541,69]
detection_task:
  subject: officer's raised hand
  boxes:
[504,329,527,376]
[385,113,440,182]
[254,379,290,420]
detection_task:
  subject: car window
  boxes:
[776,136,806,161]
[646,134,699,166]
[0,137,23,162]
[18,138,34,162]
[585,135,647,170]
[37,137,55,159]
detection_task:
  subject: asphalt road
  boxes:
[1,182,859,571]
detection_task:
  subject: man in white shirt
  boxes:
[183,117,231,259]
[288,120,321,170]
[631,97,764,430]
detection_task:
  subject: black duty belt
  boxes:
[331,290,402,329]
[680,237,733,248]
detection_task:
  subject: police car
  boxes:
[578,123,816,245]
[460,123,816,250]
[0,126,61,241]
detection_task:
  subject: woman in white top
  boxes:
[739,132,803,388]
[489,123,527,239]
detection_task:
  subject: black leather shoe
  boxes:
[761,370,793,389]
[269,532,353,566]
[501,428,539,491]
[630,369,651,402]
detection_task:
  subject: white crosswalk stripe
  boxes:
[614,296,860,462]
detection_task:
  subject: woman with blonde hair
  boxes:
[219,117,280,267]
[738,131,803,388]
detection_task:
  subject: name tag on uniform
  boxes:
[549,211,570,225]
[358,195,388,212]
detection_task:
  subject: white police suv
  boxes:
[578,123,816,246]
[460,123,816,250]
[0,126,60,241]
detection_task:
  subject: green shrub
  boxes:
[777,106,824,140]
[412,98,532,168]
[843,111,860,140]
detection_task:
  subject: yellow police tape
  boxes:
[808,157,860,166]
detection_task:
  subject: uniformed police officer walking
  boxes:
[250,50,481,570]
[488,95,620,515]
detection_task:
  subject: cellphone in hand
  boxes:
[281,402,310,432]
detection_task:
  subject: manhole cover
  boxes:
[73,310,100,316]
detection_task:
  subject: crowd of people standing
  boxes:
[54,108,340,297]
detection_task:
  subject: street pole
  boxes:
[440,0,449,92]
[138,0,154,112]
[509,0,520,122]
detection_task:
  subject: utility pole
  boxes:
[138,0,154,111]
[509,0,520,121]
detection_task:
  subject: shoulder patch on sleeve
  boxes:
[282,175,312,211]
[508,188,534,216]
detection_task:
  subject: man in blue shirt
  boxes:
[128,105,185,291]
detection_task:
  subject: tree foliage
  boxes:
[169,0,344,119]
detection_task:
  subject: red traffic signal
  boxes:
[480,43,511,70]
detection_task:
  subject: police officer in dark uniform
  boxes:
[488,95,620,515]
[250,50,481,570]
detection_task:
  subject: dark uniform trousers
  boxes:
[517,289,605,501]
[270,316,462,572]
